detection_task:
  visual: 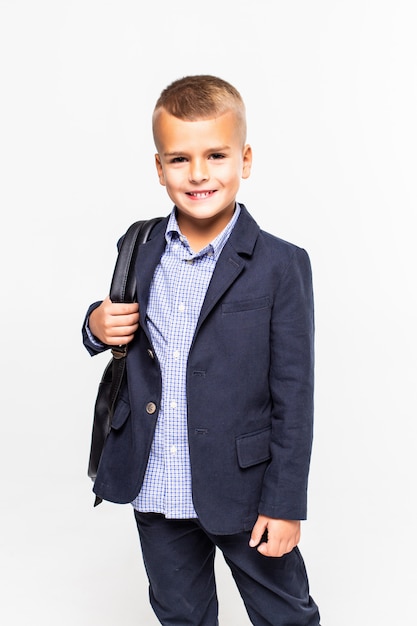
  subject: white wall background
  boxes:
[1,1,416,624]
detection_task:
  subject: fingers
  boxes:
[101,295,139,315]
[250,517,301,558]
[89,296,140,345]
[256,534,294,558]
[249,516,267,548]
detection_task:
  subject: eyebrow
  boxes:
[163,145,231,157]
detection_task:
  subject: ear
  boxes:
[241,144,252,179]
[155,153,166,186]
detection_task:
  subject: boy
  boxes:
[83,75,320,625]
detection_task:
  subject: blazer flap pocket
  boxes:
[111,398,130,430]
[236,427,272,469]
[222,296,270,315]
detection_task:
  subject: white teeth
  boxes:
[192,192,210,198]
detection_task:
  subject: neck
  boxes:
[176,205,235,252]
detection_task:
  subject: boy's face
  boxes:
[154,108,252,233]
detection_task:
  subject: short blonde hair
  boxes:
[153,75,247,143]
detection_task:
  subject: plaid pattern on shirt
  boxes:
[132,205,241,518]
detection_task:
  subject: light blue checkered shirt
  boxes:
[132,205,241,518]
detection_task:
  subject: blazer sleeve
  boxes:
[81,301,110,356]
[259,246,315,520]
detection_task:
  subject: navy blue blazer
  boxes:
[83,205,314,535]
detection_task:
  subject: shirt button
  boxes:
[186,259,194,265]
[170,400,177,409]
[178,303,185,312]
[170,445,177,455]
[146,402,157,415]
[173,350,180,360]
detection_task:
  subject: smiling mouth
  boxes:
[186,191,216,199]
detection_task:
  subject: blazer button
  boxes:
[147,349,155,359]
[146,402,157,415]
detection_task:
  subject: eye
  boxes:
[170,156,187,163]
[209,153,225,160]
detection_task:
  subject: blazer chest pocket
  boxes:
[236,427,272,469]
[221,296,271,332]
[222,296,270,316]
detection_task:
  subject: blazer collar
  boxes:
[225,204,260,256]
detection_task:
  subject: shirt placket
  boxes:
[163,245,196,516]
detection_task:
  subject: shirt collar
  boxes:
[165,204,241,261]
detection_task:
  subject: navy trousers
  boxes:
[134,512,320,626]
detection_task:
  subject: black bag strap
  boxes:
[110,216,164,303]
[106,217,163,413]
[107,215,163,361]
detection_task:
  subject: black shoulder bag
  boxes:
[87,217,163,503]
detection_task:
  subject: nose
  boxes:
[189,158,209,184]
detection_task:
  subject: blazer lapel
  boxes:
[196,205,260,332]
